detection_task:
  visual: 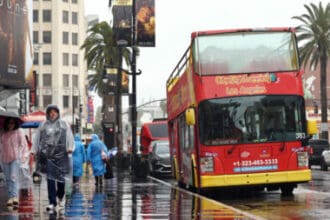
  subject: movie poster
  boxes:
[113,0,133,46]
[121,72,129,94]
[0,0,33,88]
[136,0,155,47]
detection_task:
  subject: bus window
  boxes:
[199,95,306,145]
[193,31,298,75]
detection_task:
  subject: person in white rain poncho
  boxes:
[31,104,74,212]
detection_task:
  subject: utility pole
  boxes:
[72,86,75,133]
[131,0,139,177]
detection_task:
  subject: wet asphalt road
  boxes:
[0,169,260,220]
[2,167,330,219]
[208,167,330,220]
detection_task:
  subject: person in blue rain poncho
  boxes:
[72,134,86,185]
[87,134,108,187]
[31,104,74,212]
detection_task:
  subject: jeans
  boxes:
[2,159,19,198]
[47,178,65,206]
[73,176,80,184]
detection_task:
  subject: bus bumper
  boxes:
[200,169,311,188]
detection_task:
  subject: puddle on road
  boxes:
[0,171,258,219]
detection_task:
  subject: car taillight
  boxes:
[307,145,313,154]
[200,157,214,173]
[297,152,309,167]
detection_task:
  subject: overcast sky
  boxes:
[84,0,329,106]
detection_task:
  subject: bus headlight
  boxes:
[297,152,308,167]
[200,157,214,173]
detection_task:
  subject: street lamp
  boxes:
[102,64,141,173]
[108,0,148,177]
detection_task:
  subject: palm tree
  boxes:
[80,21,132,149]
[80,21,131,96]
[293,2,330,139]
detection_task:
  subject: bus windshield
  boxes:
[198,95,306,145]
[193,31,299,75]
[148,123,168,138]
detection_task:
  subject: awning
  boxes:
[21,121,41,128]
[20,111,46,128]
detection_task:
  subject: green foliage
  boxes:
[292,2,330,70]
[80,21,132,97]
[293,1,330,138]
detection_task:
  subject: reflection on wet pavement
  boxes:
[0,169,259,219]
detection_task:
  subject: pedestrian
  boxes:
[86,134,108,187]
[0,117,29,207]
[31,104,74,212]
[72,134,86,186]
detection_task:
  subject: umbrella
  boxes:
[0,109,23,129]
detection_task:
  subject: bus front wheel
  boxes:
[280,184,295,196]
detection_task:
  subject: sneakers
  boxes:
[12,197,18,205]
[46,204,55,211]
[6,198,13,206]
[6,197,18,206]
[58,198,65,208]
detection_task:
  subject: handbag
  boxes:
[104,160,114,179]
[32,171,42,184]
[101,150,107,162]
[19,162,32,188]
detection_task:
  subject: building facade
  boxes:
[32,0,87,128]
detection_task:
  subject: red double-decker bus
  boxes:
[166,27,317,195]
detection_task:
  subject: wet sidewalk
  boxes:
[0,169,262,219]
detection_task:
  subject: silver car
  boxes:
[148,140,172,176]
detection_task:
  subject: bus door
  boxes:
[179,114,196,186]
[169,120,181,181]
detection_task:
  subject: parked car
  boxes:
[308,139,330,169]
[148,140,172,176]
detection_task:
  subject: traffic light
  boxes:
[103,122,115,148]
[75,118,80,133]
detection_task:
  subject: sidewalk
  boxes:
[0,168,262,219]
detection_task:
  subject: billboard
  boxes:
[136,0,155,47]
[113,0,133,46]
[0,0,33,88]
[112,0,155,47]
[121,72,129,94]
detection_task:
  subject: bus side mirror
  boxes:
[307,120,318,135]
[185,107,195,125]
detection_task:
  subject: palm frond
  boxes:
[80,21,135,94]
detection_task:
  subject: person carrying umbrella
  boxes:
[0,116,29,207]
